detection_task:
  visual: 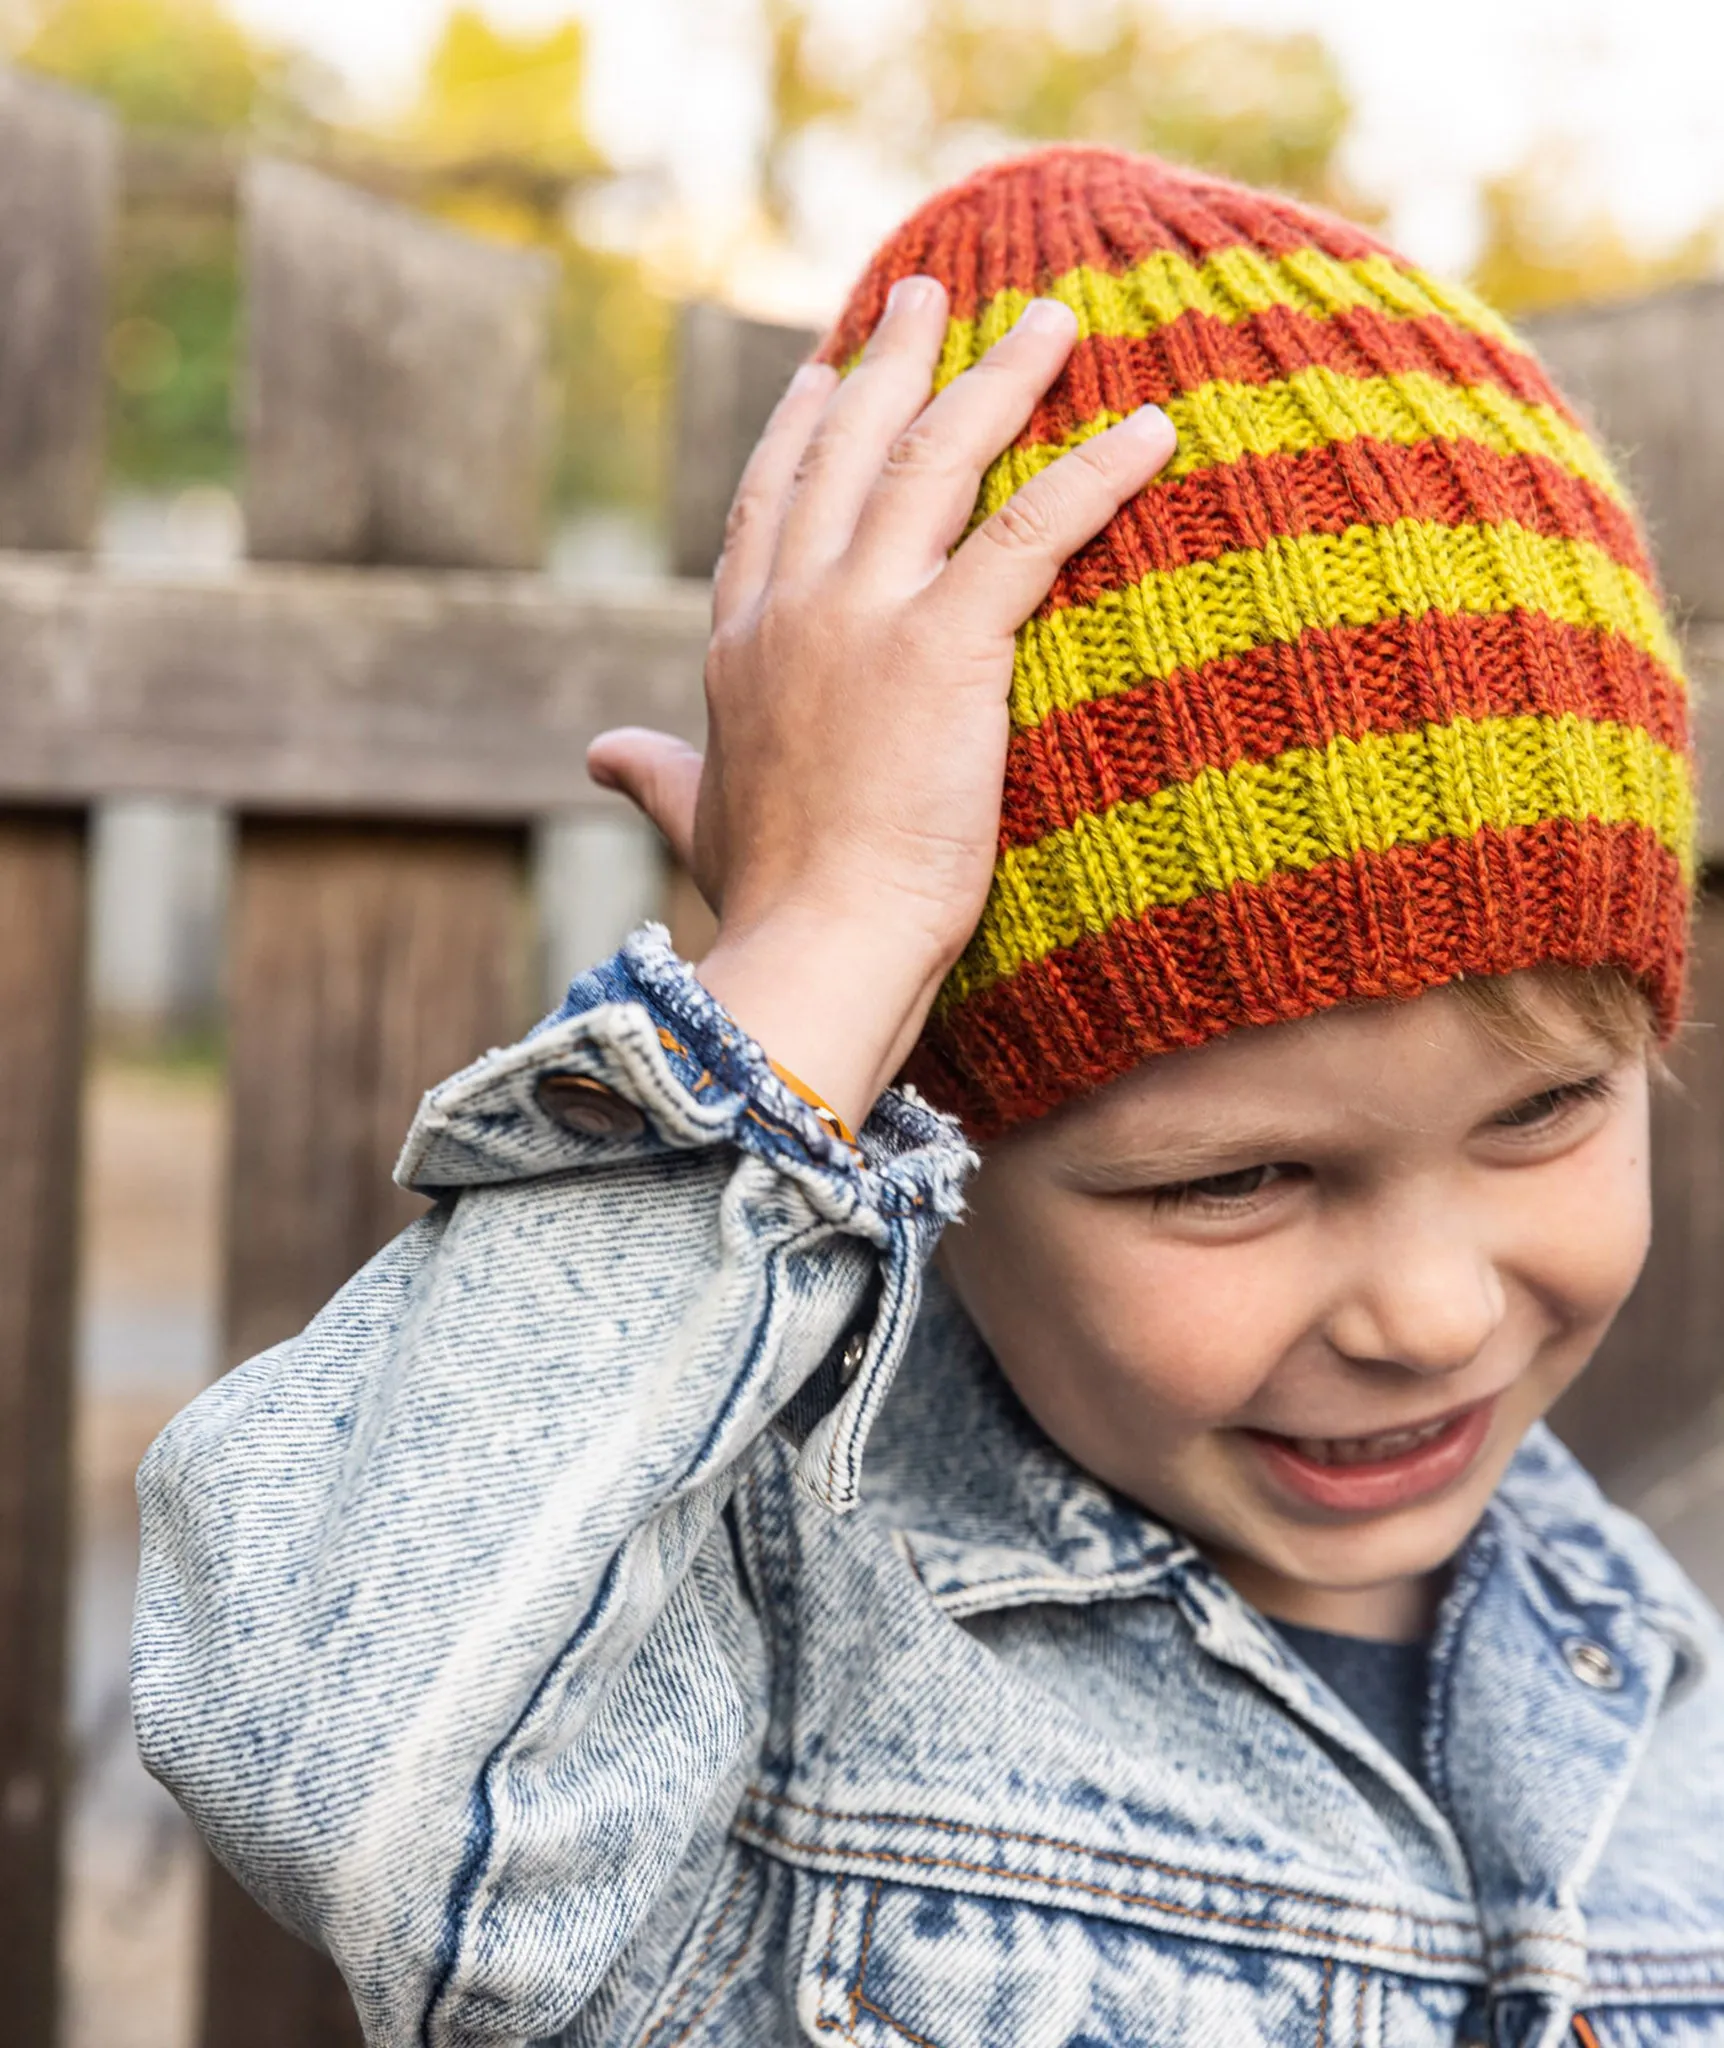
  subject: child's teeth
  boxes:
[1294,1417,1452,1466]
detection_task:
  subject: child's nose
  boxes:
[1324,1234,1508,1378]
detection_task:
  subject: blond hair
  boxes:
[1449,964,1660,1077]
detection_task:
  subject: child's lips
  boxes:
[1239,1396,1500,1516]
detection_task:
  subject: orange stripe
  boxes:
[911,820,1685,1137]
[999,610,1688,851]
[1017,305,1567,446]
[1039,436,1652,615]
[824,157,1398,340]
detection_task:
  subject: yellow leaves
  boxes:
[1471,144,1723,317]
[18,0,298,134]
[403,9,601,179]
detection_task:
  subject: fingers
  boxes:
[587,728,704,872]
[934,404,1178,645]
[845,296,1080,583]
[712,361,839,633]
[770,275,951,579]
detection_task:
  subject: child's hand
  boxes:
[588,277,1176,1132]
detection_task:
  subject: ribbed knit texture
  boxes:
[818,146,1694,1140]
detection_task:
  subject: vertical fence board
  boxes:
[0,70,116,551]
[242,161,555,572]
[0,812,87,2048]
[669,302,820,578]
[203,821,528,2048]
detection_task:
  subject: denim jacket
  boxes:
[133,929,1724,2048]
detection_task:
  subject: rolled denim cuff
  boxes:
[395,922,975,1258]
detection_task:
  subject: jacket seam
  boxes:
[642,1858,765,2048]
[852,1994,944,2047]
[1316,1955,1334,2048]
[636,1859,751,2048]
[741,1787,1484,1938]
[733,1820,1546,1978]
[850,1880,885,2038]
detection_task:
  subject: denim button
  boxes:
[1563,1637,1623,1691]
[536,1073,646,1140]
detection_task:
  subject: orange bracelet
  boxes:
[767,1057,860,1151]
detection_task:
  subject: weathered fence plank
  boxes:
[1527,283,1724,621]
[243,161,556,571]
[0,812,87,2048]
[0,70,116,551]
[0,553,710,817]
[670,302,820,577]
[204,822,529,2048]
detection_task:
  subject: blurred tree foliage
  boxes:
[9,0,665,511]
[19,0,315,133]
[390,10,666,512]
[763,0,1375,230]
[15,0,328,487]
[1471,145,1722,316]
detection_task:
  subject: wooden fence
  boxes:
[1,62,1722,2047]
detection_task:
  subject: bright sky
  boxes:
[230,0,1724,308]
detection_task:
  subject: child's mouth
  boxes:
[1241,1398,1498,1516]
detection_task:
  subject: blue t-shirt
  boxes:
[1271,1620,1429,1784]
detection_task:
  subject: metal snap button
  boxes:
[1563,1637,1623,1691]
[534,1072,646,1141]
[839,1329,868,1385]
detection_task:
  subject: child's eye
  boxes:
[1149,1162,1302,1209]
[1491,1074,1613,1131]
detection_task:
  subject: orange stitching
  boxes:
[1354,1964,1370,2047]
[1316,1957,1333,2048]
[1572,2018,1602,2048]
[638,1861,749,2048]
[817,1876,848,2018]
[854,1993,946,2047]
[850,1882,885,2033]
[732,1819,1585,1981]
[655,1865,765,2048]
[1587,1947,1724,1966]
[742,1787,1482,1939]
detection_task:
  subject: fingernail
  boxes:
[886,274,940,317]
[1017,296,1077,336]
[1122,402,1174,442]
[787,361,834,399]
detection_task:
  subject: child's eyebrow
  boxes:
[1063,1120,1322,1190]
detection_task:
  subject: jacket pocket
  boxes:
[798,1873,1366,2048]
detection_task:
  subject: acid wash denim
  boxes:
[133,927,1724,2048]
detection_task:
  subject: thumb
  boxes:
[587,727,704,872]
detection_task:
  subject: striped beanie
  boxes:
[818,146,1694,1140]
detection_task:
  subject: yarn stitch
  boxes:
[818,145,1694,1139]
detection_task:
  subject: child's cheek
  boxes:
[1084,1235,1313,1429]
[1511,1087,1653,1340]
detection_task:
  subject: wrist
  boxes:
[696,911,951,1134]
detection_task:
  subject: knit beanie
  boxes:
[817,146,1694,1140]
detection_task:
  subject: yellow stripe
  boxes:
[944,714,1693,1009]
[932,246,1523,387]
[1011,519,1681,732]
[972,366,1627,519]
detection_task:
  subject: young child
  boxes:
[134,147,1724,2047]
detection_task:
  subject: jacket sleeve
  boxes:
[130,926,972,2048]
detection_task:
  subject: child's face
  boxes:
[939,977,1652,1639]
